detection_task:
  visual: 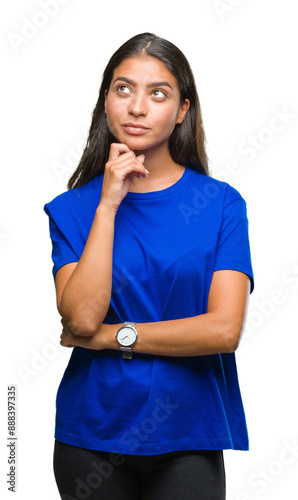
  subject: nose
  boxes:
[128,92,147,117]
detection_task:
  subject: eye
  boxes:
[151,89,167,99]
[116,84,131,95]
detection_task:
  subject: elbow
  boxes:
[69,320,100,337]
[59,305,102,337]
[223,318,244,353]
[225,334,240,353]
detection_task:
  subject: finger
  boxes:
[61,341,74,348]
[115,154,147,173]
[62,334,97,350]
[136,154,145,164]
[108,143,131,160]
[135,155,148,177]
[107,154,149,179]
[114,162,149,180]
[60,337,73,347]
[60,332,75,348]
[106,150,136,170]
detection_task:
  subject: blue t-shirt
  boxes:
[44,167,254,454]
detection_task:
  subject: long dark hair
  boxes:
[68,33,209,189]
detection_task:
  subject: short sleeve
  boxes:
[45,212,79,277]
[214,188,254,292]
[44,178,102,278]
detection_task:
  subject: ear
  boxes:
[176,99,190,124]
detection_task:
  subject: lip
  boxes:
[122,122,150,135]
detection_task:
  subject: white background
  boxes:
[1,0,297,498]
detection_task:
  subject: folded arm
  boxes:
[60,269,251,356]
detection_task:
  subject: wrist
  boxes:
[116,322,138,359]
[96,202,117,220]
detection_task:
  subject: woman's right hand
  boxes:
[55,142,148,335]
[99,143,149,213]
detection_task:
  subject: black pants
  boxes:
[54,440,226,500]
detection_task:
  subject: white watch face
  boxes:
[117,327,137,346]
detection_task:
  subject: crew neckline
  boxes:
[124,167,192,200]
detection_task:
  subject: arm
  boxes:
[55,143,148,336]
[60,269,251,356]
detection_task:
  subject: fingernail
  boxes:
[145,169,149,175]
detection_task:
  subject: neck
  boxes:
[130,144,185,193]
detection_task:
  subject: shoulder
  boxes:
[44,176,103,216]
[186,168,245,207]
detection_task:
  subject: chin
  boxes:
[110,133,144,151]
[123,139,150,152]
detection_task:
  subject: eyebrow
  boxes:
[112,77,173,90]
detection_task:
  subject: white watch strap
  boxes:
[117,322,137,360]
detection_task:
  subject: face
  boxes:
[104,56,190,153]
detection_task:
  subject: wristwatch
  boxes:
[116,322,138,359]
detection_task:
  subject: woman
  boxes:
[44,32,254,500]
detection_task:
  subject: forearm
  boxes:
[133,313,242,356]
[59,204,115,335]
[61,311,245,356]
